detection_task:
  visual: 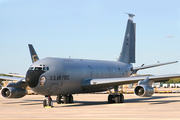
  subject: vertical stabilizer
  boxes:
[28,44,39,63]
[118,13,136,63]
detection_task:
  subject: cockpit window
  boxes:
[29,66,49,71]
[34,67,42,70]
[28,67,34,70]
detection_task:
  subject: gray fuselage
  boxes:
[26,57,133,96]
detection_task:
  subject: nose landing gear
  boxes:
[43,95,53,108]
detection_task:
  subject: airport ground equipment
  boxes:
[163,84,169,88]
[152,82,160,88]
[170,84,175,88]
[175,83,180,88]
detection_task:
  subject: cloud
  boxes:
[165,35,174,38]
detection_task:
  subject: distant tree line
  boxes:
[0,73,13,77]
[0,73,8,76]
[163,78,180,84]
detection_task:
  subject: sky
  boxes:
[0,0,180,75]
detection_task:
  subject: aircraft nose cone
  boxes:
[25,70,45,88]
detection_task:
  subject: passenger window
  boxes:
[35,67,42,70]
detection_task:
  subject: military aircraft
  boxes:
[1,13,180,108]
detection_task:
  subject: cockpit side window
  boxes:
[43,67,50,71]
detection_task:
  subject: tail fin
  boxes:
[118,13,136,64]
[28,44,39,63]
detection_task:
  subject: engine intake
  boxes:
[1,87,27,98]
[134,85,154,97]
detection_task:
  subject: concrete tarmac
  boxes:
[0,93,180,120]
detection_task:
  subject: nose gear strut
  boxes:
[43,95,53,108]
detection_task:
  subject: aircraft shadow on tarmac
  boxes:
[58,95,180,107]
[2,95,180,106]
[125,96,180,105]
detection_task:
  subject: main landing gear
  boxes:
[43,94,74,108]
[43,95,53,108]
[108,86,124,103]
[56,94,73,104]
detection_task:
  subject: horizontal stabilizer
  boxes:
[133,61,178,71]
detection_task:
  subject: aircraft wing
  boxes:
[0,76,25,82]
[133,61,178,71]
[82,74,180,89]
[4,74,25,78]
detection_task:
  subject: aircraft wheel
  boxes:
[68,94,73,103]
[43,99,47,107]
[115,95,120,103]
[56,95,62,104]
[63,95,69,104]
[108,95,114,103]
[120,93,124,103]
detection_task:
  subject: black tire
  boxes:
[120,93,124,103]
[63,95,69,104]
[108,95,114,103]
[115,95,120,103]
[43,99,47,107]
[68,94,73,103]
[56,95,62,104]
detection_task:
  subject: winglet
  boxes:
[28,44,39,63]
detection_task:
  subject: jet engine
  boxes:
[1,79,27,98]
[1,87,27,98]
[134,85,154,97]
[134,76,154,97]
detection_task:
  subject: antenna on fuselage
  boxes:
[125,13,135,21]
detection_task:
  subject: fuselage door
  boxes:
[88,65,92,77]
[48,83,58,94]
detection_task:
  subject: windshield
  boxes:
[29,66,50,71]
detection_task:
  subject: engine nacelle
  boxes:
[134,85,154,97]
[1,87,27,98]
